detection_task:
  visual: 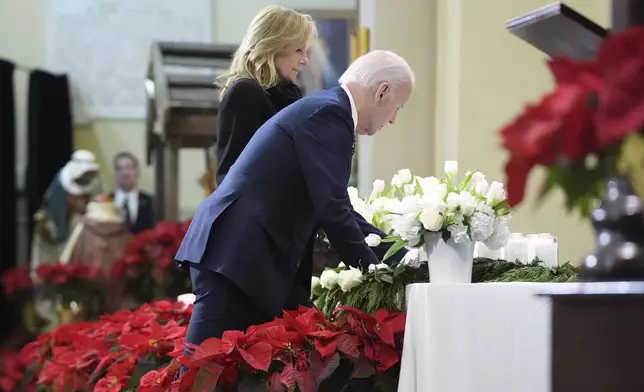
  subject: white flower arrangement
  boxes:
[351,161,512,260]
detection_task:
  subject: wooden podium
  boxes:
[145,42,235,221]
[507,2,644,390]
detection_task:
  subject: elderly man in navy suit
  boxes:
[176,50,415,347]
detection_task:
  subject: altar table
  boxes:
[397,282,575,392]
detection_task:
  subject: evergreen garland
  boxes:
[313,258,579,316]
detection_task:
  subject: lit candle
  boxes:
[528,233,559,267]
[505,233,529,264]
[474,242,504,260]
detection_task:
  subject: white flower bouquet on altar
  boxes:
[350,161,513,282]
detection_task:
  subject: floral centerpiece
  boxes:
[349,162,511,282]
[499,27,644,216]
[112,220,192,304]
[1,266,33,301]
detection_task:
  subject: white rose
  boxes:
[311,276,321,291]
[444,160,458,177]
[337,267,364,292]
[458,191,478,216]
[365,233,382,247]
[486,181,507,205]
[369,179,386,200]
[402,248,420,265]
[419,209,444,231]
[419,195,447,213]
[368,263,390,273]
[403,182,417,196]
[319,269,340,289]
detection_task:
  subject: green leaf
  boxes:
[378,274,394,284]
[382,240,407,261]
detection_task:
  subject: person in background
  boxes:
[110,152,154,234]
[214,5,317,185]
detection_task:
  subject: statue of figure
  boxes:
[62,194,132,271]
[60,194,132,312]
[31,150,100,329]
[31,150,100,270]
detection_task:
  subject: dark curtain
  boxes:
[0,59,17,338]
[26,70,73,254]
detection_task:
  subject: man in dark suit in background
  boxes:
[176,50,415,348]
[110,152,155,234]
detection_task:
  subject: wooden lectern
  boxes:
[507,2,644,391]
[145,42,236,221]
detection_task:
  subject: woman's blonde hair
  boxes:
[217,5,317,99]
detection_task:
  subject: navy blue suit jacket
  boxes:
[176,87,404,317]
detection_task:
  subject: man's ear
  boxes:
[375,82,390,104]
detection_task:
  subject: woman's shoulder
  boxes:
[225,78,268,99]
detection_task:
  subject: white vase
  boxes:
[424,232,475,283]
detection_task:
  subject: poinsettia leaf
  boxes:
[269,373,287,392]
[184,338,233,367]
[238,373,269,392]
[309,351,341,384]
[374,343,401,372]
[335,334,361,360]
[192,362,224,392]
[238,342,273,371]
[279,363,297,392]
[351,352,376,379]
[295,369,318,392]
[313,339,338,358]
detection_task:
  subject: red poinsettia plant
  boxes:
[0,348,25,392]
[18,300,192,392]
[1,266,33,301]
[500,27,644,216]
[112,220,192,303]
[35,262,107,301]
[150,306,406,392]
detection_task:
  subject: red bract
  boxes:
[500,26,644,209]
[167,306,406,392]
[0,266,33,298]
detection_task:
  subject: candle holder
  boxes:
[580,176,644,281]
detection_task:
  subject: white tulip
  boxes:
[486,181,507,205]
[365,233,382,247]
[368,263,390,273]
[444,160,459,177]
[458,191,478,217]
[369,179,386,200]
[392,168,413,187]
[311,276,321,291]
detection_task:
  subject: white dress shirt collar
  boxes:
[340,84,358,131]
[114,189,139,224]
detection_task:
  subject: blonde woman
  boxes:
[215,5,317,185]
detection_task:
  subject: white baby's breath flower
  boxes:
[447,217,470,243]
[319,269,340,289]
[365,233,382,247]
[337,267,364,292]
[469,205,495,242]
[483,215,511,250]
[444,160,458,177]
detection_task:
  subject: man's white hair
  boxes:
[339,50,415,91]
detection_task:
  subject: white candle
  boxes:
[505,233,529,264]
[474,242,504,260]
[528,233,559,267]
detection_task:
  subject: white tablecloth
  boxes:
[397,282,572,392]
